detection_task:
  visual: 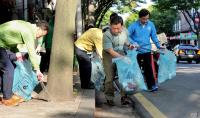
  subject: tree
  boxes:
[76,0,83,37]
[46,0,77,101]
[81,0,116,29]
[156,0,200,47]
[150,6,177,35]
[125,12,138,28]
[81,0,140,29]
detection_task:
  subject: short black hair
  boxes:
[139,9,150,18]
[110,15,123,25]
[36,20,49,31]
[110,12,118,21]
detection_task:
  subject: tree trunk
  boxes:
[47,0,77,101]
[76,0,82,38]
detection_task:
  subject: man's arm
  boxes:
[93,30,103,58]
[105,48,123,58]
[103,32,123,58]
[128,23,136,44]
[151,23,160,49]
[21,29,44,81]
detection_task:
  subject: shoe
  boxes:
[121,96,131,105]
[150,85,158,92]
[2,97,20,106]
[12,95,24,103]
[81,83,95,89]
[106,99,115,106]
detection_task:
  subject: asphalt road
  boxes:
[140,61,200,118]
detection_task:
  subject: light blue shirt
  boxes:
[128,20,160,53]
[103,28,128,53]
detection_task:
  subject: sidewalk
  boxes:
[0,72,95,118]
[95,91,140,118]
[0,72,140,118]
[0,89,95,118]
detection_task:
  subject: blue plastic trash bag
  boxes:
[91,55,105,91]
[157,50,177,84]
[113,50,147,94]
[12,60,39,101]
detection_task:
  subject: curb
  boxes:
[75,89,95,118]
[130,93,167,118]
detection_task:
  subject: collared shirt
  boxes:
[103,27,129,54]
[75,28,103,57]
[0,20,40,70]
[128,20,160,53]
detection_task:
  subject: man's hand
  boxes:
[16,52,24,61]
[159,46,166,54]
[127,43,140,50]
[36,70,44,81]
[36,45,42,54]
[122,56,131,64]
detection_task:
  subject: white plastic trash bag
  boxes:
[113,50,147,94]
[91,55,105,91]
[13,60,39,101]
[157,50,176,83]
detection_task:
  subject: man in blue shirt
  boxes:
[128,9,161,92]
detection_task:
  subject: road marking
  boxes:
[134,93,167,118]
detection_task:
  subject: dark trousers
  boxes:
[0,48,15,99]
[75,46,92,88]
[40,50,51,73]
[137,52,156,90]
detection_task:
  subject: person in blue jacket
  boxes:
[128,9,162,92]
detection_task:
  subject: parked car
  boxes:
[173,44,200,63]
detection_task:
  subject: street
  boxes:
[138,61,200,118]
[96,61,200,118]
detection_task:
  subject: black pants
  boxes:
[75,46,92,88]
[137,52,156,90]
[40,50,51,73]
[0,48,16,99]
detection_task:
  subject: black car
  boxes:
[173,44,200,63]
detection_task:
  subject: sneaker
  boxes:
[150,85,158,92]
[121,96,131,105]
[106,99,115,106]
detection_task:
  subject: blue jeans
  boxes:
[0,48,16,99]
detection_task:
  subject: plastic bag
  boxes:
[113,50,147,94]
[157,50,176,83]
[12,60,39,101]
[91,55,105,91]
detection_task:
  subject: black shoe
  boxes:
[81,86,94,89]
[121,96,131,105]
[81,83,95,89]
[106,100,115,106]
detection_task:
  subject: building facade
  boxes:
[169,9,200,47]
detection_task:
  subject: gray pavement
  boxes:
[3,62,199,118]
[0,72,95,118]
[0,72,138,118]
[95,91,140,118]
[0,89,95,118]
[132,62,200,118]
